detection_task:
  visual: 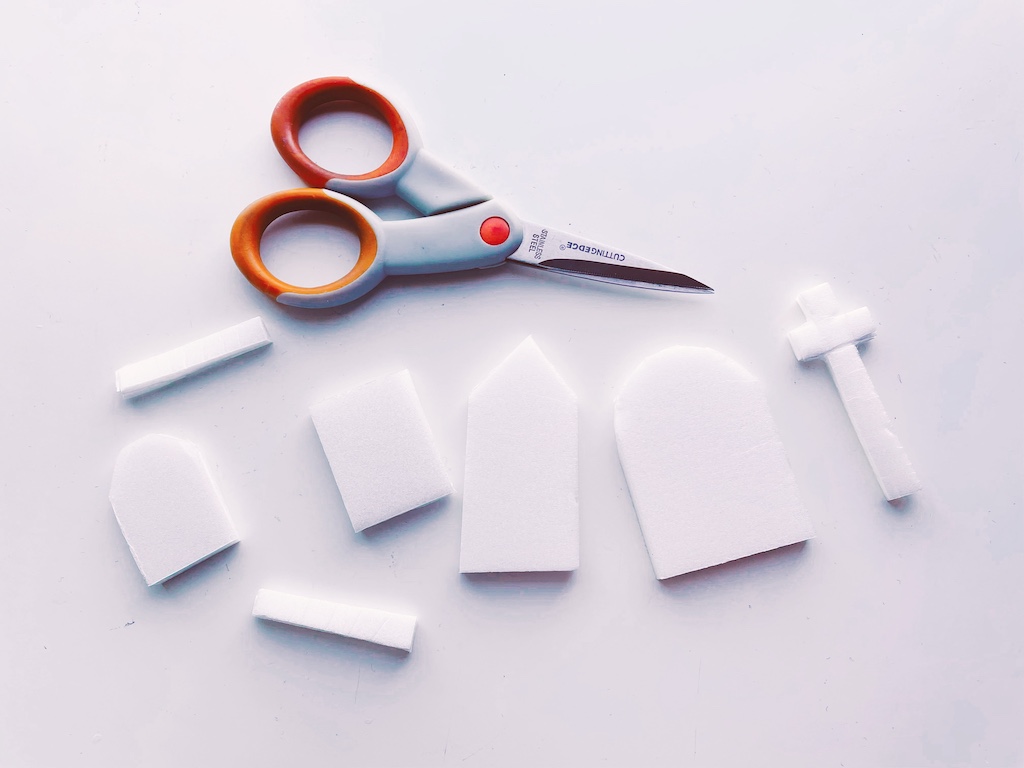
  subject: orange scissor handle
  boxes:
[230,188,385,308]
[270,77,416,194]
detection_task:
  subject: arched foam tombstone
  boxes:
[109,434,240,586]
[614,347,814,580]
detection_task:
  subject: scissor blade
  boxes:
[506,221,713,294]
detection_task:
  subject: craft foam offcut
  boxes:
[253,589,416,651]
[115,316,271,398]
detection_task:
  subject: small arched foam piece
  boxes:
[109,434,240,586]
[253,589,416,652]
[615,347,814,580]
[310,370,453,532]
[459,337,579,573]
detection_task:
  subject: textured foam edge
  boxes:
[469,336,576,403]
[252,589,417,652]
[115,317,271,398]
[148,538,240,586]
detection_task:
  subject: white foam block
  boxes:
[615,347,814,580]
[310,370,452,532]
[109,434,240,586]
[253,589,416,651]
[459,337,578,573]
[115,317,271,398]
[789,283,921,500]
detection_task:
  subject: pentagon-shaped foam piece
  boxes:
[459,337,579,573]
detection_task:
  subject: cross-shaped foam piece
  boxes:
[788,283,920,501]
[310,370,453,532]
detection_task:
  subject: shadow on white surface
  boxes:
[460,571,575,598]
[656,539,810,595]
[505,259,718,304]
[262,266,500,325]
[882,492,921,517]
[363,193,421,222]
[158,544,241,596]
[358,495,452,545]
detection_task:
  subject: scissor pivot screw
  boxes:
[479,217,511,246]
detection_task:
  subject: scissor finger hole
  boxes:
[272,78,412,187]
[259,210,363,289]
[299,102,394,178]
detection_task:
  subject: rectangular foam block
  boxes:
[310,370,453,532]
[459,337,579,573]
[253,589,416,651]
[115,317,271,398]
[110,434,240,586]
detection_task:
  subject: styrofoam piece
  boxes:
[115,317,271,398]
[253,589,416,651]
[310,370,452,532]
[615,347,814,580]
[789,283,921,500]
[459,337,578,573]
[109,434,240,586]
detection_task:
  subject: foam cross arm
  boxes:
[789,283,920,501]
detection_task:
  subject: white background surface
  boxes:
[1,2,1022,766]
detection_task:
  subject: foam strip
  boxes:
[615,347,814,580]
[310,370,452,532]
[115,317,271,398]
[788,283,920,500]
[109,434,240,586]
[253,589,416,651]
[459,337,578,573]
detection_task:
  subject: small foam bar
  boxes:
[615,347,814,580]
[788,283,920,500]
[310,370,452,532]
[109,434,240,586]
[459,337,578,573]
[115,317,271,398]
[253,589,416,651]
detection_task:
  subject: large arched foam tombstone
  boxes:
[614,347,814,580]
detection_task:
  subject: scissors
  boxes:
[231,77,713,309]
